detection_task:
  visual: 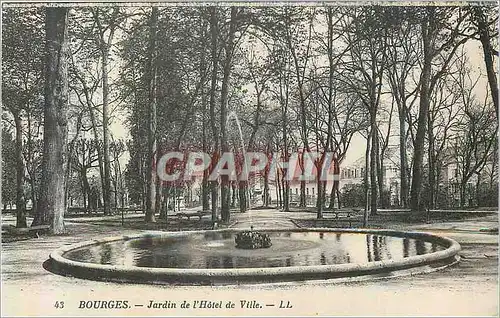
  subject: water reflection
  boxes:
[366,235,372,262]
[432,243,438,253]
[64,232,445,269]
[403,237,410,258]
[415,239,427,255]
[381,236,392,259]
[372,235,381,261]
[99,244,113,264]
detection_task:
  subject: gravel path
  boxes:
[1,209,498,316]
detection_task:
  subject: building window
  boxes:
[312,187,315,195]
[306,188,309,195]
[295,188,298,195]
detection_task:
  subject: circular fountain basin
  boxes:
[49,228,460,285]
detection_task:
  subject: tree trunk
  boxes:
[459,182,466,208]
[323,8,335,215]
[336,187,341,208]
[230,182,236,207]
[202,171,210,211]
[29,177,37,217]
[363,132,371,227]
[26,112,38,219]
[92,8,118,215]
[33,7,69,235]
[264,175,270,207]
[155,174,162,215]
[276,171,282,209]
[160,185,170,219]
[81,168,90,212]
[238,181,246,213]
[399,104,409,208]
[328,180,336,210]
[284,180,290,211]
[82,93,105,208]
[370,116,378,216]
[14,115,27,228]
[280,62,290,212]
[410,9,433,211]
[219,7,238,224]
[376,134,383,209]
[316,178,323,218]
[209,7,219,223]
[201,41,210,212]
[145,7,158,223]
[473,7,498,118]
[299,180,306,207]
[427,113,436,209]
[101,40,112,216]
[160,186,168,220]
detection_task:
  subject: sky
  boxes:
[100,8,494,170]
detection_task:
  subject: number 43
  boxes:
[54,301,64,309]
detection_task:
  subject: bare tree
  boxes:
[2,8,44,227]
[470,6,498,118]
[385,9,421,208]
[426,64,462,208]
[145,7,158,223]
[410,7,469,211]
[341,7,388,216]
[93,7,121,215]
[33,7,69,234]
[450,55,497,207]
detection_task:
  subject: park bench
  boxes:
[2,225,50,238]
[175,210,210,221]
[323,208,362,227]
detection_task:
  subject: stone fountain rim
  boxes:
[49,228,461,284]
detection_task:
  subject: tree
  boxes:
[1,129,16,210]
[470,6,498,118]
[282,7,316,209]
[93,7,121,215]
[71,138,100,212]
[450,54,497,207]
[270,39,293,212]
[2,7,45,227]
[145,7,158,223]
[426,61,462,209]
[236,35,274,212]
[110,139,126,209]
[385,7,421,208]
[341,7,388,216]
[33,7,70,235]
[219,7,240,223]
[377,98,394,208]
[207,7,220,222]
[311,7,364,214]
[410,7,469,211]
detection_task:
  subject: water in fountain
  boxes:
[226,111,254,228]
[62,231,448,269]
